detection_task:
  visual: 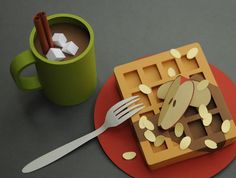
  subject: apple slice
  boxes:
[158,76,194,130]
[157,76,181,126]
[190,81,211,107]
[157,81,173,99]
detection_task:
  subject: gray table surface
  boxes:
[0,0,235,177]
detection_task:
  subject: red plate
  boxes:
[94,65,236,178]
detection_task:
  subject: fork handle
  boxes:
[22,125,107,173]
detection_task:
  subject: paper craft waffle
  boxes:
[114,43,236,169]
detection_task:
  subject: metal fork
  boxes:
[22,96,144,173]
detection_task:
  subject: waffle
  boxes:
[114,42,236,169]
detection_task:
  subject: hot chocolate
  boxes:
[35,22,90,60]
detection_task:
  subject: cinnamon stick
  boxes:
[39,12,54,48]
[33,15,49,54]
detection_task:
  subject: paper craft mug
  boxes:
[10,14,97,105]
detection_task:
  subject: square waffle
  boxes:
[114,42,236,169]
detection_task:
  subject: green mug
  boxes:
[10,14,97,106]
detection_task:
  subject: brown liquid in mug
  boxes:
[35,23,90,61]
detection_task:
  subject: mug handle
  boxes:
[10,50,42,91]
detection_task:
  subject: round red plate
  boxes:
[94,65,236,178]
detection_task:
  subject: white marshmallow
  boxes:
[62,41,79,55]
[52,33,67,47]
[46,48,66,61]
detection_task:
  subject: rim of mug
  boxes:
[29,13,94,65]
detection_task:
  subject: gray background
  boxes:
[0,0,235,177]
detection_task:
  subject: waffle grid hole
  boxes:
[168,128,186,146]
[123,70,141,88]
[180,55,199,71]
[151,140,168,153]
[188,119,208,139]
[143,64,161,82]
[162,59,180,77]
